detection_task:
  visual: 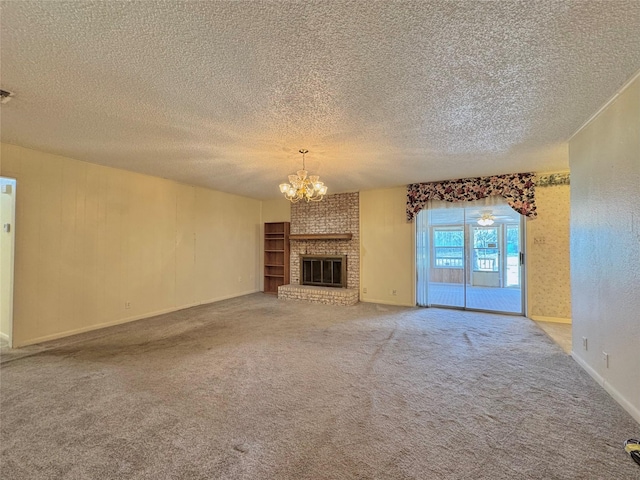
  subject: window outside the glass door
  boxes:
[433,227,464,268]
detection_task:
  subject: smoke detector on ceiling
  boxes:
[0,89,15,104]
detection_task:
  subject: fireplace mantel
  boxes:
[289,233,352,241]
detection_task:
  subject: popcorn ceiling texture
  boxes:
[1,1,640,198]
[290,193,359,291]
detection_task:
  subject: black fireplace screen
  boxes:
[301,255,347,288]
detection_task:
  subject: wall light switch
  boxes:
[3,223,9,233]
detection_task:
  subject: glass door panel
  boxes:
[417,202,524,314]
[465,204,523,313]
[505,224,520,287]
[425,208,466,308]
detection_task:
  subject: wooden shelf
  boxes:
[264,222,290,294]
[264,223,286,235]
[289,233,352,241]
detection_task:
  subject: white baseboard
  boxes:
[0,331,10,344]
[182,289,261,311]
[530,315,572,324]
[571,352,640,425]
[360,298,415,307]
[14,289,260,348]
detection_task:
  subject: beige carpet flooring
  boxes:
[1,294,638,479]
[533,321,572,355]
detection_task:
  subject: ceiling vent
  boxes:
[0,89,14,104]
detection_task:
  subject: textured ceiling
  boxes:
[1,1,639,199]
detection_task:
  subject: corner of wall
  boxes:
[568,72,640,424]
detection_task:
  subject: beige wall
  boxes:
[0,144,262,347]
[526,179,571,321]
[262,199,290,223]
[360,187,415,306]
[569,74,640,423]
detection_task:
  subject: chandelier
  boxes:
[477,213,495,226]
[279,149,327,203]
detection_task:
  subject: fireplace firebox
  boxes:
[301,255,347,288]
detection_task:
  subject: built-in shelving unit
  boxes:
[264,222,290,295]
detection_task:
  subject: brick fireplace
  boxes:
[278,192,359,305]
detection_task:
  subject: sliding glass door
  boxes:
[416,202,525,314]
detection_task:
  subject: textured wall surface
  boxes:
[526,180,571,319]
[569,75,640,422]
[2,2,640,198]
[290,193,359,290]
[0,144,262,346]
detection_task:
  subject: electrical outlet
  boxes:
[582,337,588,350]
[392,289,397,296]
[363,287,367,294]
[602,352,609,368]
[125,302,131,309]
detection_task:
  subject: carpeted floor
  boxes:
[533,321,572,354]
[1,294,638,479]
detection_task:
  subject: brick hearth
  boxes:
[278,284,359,306]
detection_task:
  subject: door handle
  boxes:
[519,252,524,265]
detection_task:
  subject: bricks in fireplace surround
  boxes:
[289,193,360,292]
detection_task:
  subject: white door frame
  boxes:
[1,177,17,348]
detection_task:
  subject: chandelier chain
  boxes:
[300,149,308,170]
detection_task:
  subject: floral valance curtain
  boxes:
[406,173,537,221]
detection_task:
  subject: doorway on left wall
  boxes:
[1,177,17,349]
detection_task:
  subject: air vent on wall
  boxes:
[0,89,14,104]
